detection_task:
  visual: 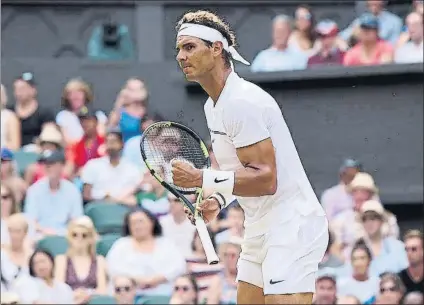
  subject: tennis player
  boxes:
[171,10,329,305]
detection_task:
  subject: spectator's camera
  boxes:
[102,22,120,48]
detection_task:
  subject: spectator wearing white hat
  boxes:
[24,125,69,185]
[308,20,346,67]
[331,172,399,254]
[320,159,362,222]
[343,200,408,276]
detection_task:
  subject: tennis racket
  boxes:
[139,121,219,265]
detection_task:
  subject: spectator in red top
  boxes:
[343,13,393,67]
[308,20,345,68]
[68,106,105,177]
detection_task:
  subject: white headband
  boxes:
[177,23,250,66]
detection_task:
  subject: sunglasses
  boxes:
[405,246,418,252]
[1,194,11,200]
[380,286,397,293]
[174,285,190,292]
[115,285,132,293]
[72,232,89,239]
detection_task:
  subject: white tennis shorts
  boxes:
[236,210,329,295]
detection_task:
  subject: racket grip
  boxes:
[195,216,219,265]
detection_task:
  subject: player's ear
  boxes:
[212,41,224,58]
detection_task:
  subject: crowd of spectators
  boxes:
[251,0,423,72]
[0,1,423,304]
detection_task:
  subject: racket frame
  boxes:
[140,121,219,265]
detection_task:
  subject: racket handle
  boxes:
[195,216,219,265]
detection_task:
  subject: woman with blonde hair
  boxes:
[0,214,33,285]
[1,84,21,150]
[54,216,107,304]
[55,78,107,144]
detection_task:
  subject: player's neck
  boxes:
[198,66,232,103]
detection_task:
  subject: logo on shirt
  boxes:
[269,279,285,285]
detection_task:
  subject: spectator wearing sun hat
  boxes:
[308,20,346,67]
[321,159,363,222]
[341,200,408,277]
[24,125,69,185]
[330,172,399,256]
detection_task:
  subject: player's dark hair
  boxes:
[123,207,163,237]
[176,10,236,68]
[29,249,55,278]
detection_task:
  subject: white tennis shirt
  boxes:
[204,71,325,238]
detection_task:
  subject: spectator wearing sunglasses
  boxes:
[54,216,107,304]
[371,273,406,305]
[206,240,240,304]
[288,5,320,57]
[169,274,199,305]
[113,276,137,305]
[345,200,408,277]
[398,230,423,293]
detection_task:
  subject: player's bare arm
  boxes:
[171,138,277,197]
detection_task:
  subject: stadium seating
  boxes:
[13,150,39,176]
[96,233,121,256]
[84,202,130,235]
[136,295,171,304]
[88,295,117,304]
[36,235,68,257]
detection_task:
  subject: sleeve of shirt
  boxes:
[105,238,127,278]
[55,111,67,127]
[250,51,266,73]
[156,239,186,282]
[388,15,403,45]
[95,110,108,124]
[224,101,270,149]
[80,160,96,185]
[23,186,39,222]
[340,18,358,41]
[70,185,84,219]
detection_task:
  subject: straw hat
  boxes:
[347,172,379,194]
[360,199,385,216]
[39,126,63,146]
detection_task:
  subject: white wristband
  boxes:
[202,169,235,195]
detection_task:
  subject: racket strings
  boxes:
[141,125,208,193]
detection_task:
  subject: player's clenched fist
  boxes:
[184,197,220,225]
[171,159,202,188]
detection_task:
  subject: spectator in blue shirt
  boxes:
[251,15,307,72]
[340,0,402,45]
[341,200,409,278]
[24,150,83,238]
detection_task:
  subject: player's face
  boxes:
[176,36,215,81]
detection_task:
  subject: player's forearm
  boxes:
[201,164,277,198]
[233,164,277,196]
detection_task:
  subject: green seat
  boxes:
[84,202,130,235]
[37,235,68,257]
[88,295,117,304]
[13,150,39,176]
[137,295,171,304]
[96,233,121,256]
